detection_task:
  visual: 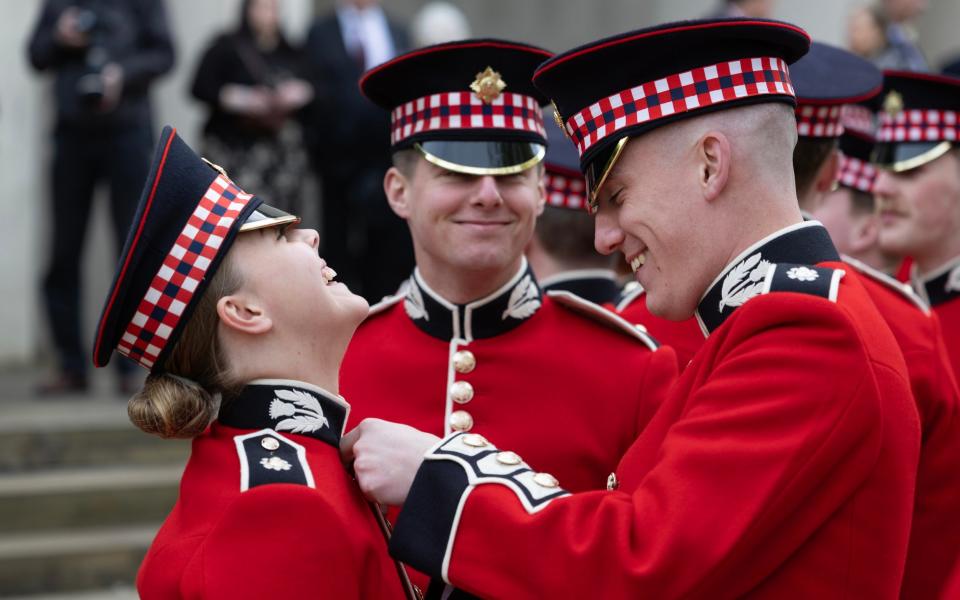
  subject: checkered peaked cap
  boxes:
[532,18,810,208]
[360,39,553,175]
[873,70,960,172]
[544,112,588,211]
[791,41,882,139]
[93,126,299,371]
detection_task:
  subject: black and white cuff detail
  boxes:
[390,433,569,581]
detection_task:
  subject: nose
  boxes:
[872,169,896,203]
[290,227,320,250]
[471,175,504,208]
[594,210,624,256]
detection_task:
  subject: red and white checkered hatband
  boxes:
[117,175,253,369]
[841,104,876,138]
[837,152,877,193]
[562,56,794,157]
[796,104,843,138]
[545,170,587,211]
[390,91,546,145]
[878,109,960,142]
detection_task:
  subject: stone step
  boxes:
[0,465,182,534]
[4,587,137,600]
[0,402,190,472]
[0,525,155,596]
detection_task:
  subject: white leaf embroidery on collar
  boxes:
[718,252,773,312]
[946,264,960,294]
[404,281,429,321]
[502,274,541,320]
[269,389,329,434]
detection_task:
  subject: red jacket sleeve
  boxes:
[390,299,897,598]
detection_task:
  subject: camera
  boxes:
[73,7,108,109]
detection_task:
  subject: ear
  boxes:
[699,132,730,203]
[384,166,412,219]
[814,149,840,194]
[216,293,273,336]
[848,212,880,255]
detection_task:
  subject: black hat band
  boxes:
[117,175,254,369]
[561,56,794,160]
[390,90,545,146]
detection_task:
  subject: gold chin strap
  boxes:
[414,143,545,176]
[588,136,630,214]
[888,141,953,173]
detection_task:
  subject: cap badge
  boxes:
[883,90,904,117]
[201,157,229,178]
[470,66,507,104]
[551,101,571,140]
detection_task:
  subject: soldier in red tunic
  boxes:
[793,44,960,598]
[93,127,412,599]
[344,19,920,599]
[874,72,960,382]
[340,40,678,497]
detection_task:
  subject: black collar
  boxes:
[914,256,960,307]
[696,222,840,336]
[403,260,543,341]
[540,270,620,305]
[218,379,349,449]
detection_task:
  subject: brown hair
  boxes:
[127,255,244,439]
[793,137,839,201]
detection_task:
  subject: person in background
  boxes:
[409,2,471,48]
[711,0,775,18]
[792,43,960,598]
[526,110,620,305]
[26,0,174,396]
[93,126,412,599]
[190,0,313,215]
[304,0,412,301]
[876,0,928,71]
[847,4,889,62]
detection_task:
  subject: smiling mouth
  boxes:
[321,266,337,285]
[628,252,646,273]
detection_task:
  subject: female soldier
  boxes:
[92,126,412,599]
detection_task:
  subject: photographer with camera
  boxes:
[27,0,175,396]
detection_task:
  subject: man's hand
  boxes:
[341,418,440,506]
[55,7,89,49]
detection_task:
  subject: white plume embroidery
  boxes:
[260,456,292,471]
[786,266,819,282]
[718,253,773,312]
[502,275,541,320]
[268,389,329,434]
[946,265,960,294]
[404,282,429,321]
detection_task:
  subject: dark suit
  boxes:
[304,12,413,302]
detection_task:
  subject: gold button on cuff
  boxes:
[462,433,488,448]
[261,437,280,451]
[450,380,474,404]
[606,472,619,491]
[452,350,477,374]
[449,410,474,432]
[533,472,559,488]
[496,451,522,466]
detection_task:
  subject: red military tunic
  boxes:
[389,223,921,599]
[342,261,678,495]
[845,256,960,598]
[914,257,960,383]
[615,283,705,371]
[137,380,410,600]
[539,269,622,306]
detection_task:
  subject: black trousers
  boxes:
[42,123,153,376]
[318,163,414,303]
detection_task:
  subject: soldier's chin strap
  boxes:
[369,501,423,600]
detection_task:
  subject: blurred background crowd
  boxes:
[0,0,958,595]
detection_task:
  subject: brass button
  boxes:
[452,350,476,374]
[606,472,619,491]
[261,437,280,451]
[532,472,559,488]
[449,410,474,432]
[462,433,488,448]
[449,380,474,404]
[496,451,522,466]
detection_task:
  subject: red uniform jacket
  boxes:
[137,380,409,600]
[390,223,921,599]
[846,256,960,598]
[342,262,678,496]
[615,283,705,370]
[915,257,960,384]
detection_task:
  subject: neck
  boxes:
[847,246,900,275]
[526,242,564,282]
[715,198,804,279]
[254,31,278,51]
[228,335,348,395]
[415,254,524,305]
